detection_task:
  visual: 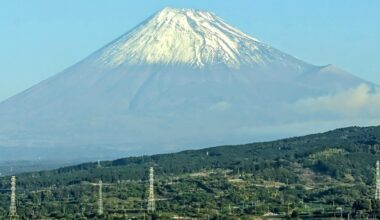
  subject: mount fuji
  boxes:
[0,7,377,160]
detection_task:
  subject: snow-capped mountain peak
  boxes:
[0,7,372,161]
[95,7,307,69]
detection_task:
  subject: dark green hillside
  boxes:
[1,125,380,219]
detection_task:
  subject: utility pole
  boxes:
[376,161,380,200]
[98,180,103,215]
[147,167,155,213]
[9,176,18,220]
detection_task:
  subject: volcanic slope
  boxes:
[0,7,374,160]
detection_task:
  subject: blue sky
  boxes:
[1,0,379,102]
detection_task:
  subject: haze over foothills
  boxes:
[0,1,380,161]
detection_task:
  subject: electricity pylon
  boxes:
[147,167,155,212]
[9,176,18,220]
[376,161,380,200]
[97,180,103,215]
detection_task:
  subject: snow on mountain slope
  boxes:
[93,7,310,71]
[0,7,376,161]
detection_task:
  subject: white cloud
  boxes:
[293,84,380,118]
[233,84,380,141]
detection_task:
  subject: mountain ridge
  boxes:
[2,125,380,218]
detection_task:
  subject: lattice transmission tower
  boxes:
[9,176,18,220]
[97,180,103,215]
[147,167,156,212]
[376,161,380,200]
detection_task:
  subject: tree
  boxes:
[291,210,299,219]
